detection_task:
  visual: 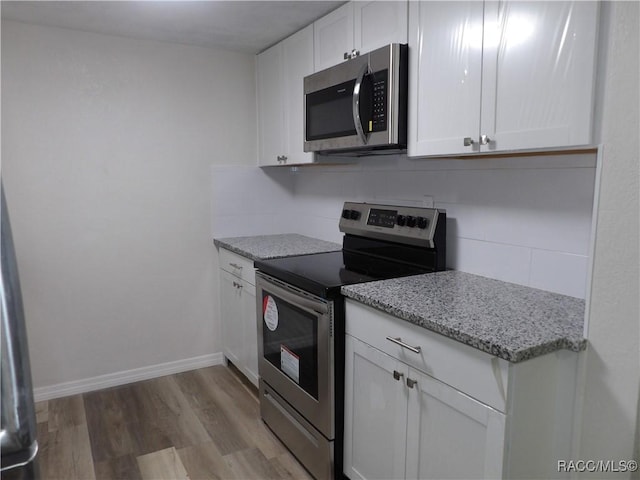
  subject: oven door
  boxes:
[256,272,334,439]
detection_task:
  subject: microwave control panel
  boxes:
[369,70,388,133]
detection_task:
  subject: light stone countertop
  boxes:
[341,270,586,363]
[214,233,342,261]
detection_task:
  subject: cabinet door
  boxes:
[480,1,599,152]
[344,335,408,480]
[354,1,408,54]
[220,270,243,367]
[408,1,484,157]
[240,279,258,387]
[405,368,506,479]
[257,42,285,166]
[314,3,354,72]
[282,25,314,165]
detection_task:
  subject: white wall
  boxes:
[1,21,257,394]
[577,2,640,475]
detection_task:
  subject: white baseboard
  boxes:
[33,352,224,402]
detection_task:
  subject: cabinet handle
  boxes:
[406,378,418,389]
[480,134,491,145]
[229,263,243,270]
[232,281,243,289]
[386,336,422,354]
[463,137,475,146]
[344,50,360,60]
[393,370,404,381]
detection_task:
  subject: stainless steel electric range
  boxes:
[254,202,446,479]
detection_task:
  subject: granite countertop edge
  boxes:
[341,274,587,363]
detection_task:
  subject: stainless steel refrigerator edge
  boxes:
[1,183,40,478]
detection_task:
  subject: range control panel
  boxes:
[339,202,445,248]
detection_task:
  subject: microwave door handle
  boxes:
[352,62,370,145]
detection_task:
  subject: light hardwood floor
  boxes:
[34,365,313,479]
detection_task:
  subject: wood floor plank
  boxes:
[35,400,49,424]
[48,394,86,431]
[195,404,250,456]
[94,454,142,480]
[146,375,212,448]
[83,388,139,462]
[136,447,190,480]
[176,441,234,480]
[186,367,287,459]
[84,384,175,461]
[224,447,283,479]
[43,424,96,480]
[269,452,315,479]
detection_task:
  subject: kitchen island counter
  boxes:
[341,270,586,363]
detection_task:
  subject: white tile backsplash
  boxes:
[211,152,597,298]
[448,238,533,286]
[529,249,589,298]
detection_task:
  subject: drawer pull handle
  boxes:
[386,336,422,354]
[229,263,243,269]
[406,378,418,389]
[393,370,404,381]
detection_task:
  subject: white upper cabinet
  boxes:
[408,1,599,157]
[314,3,354,72]
[256,42,285,165]
[314,1,408,72]
[354,1,408,57]
[256,25,314,166]
[408,1,484,157]
[282,26,315,165]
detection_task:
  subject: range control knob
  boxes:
[342,209,352,219]
[406,215,417,228]
[350,210,361,220]
[417,217,429,229]
[396,215,406,227]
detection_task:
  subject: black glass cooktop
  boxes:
[254,250,433,299]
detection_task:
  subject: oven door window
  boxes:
[261,292,319,400]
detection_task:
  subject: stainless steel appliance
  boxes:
[1,184,39,479]
[304,44,408,154]
[255,202,446,479]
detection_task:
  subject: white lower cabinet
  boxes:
[344,300,579,480]
[344,335,505,480]
[219,248,258,387]
[406,368,505,480]
[345,337,409,480]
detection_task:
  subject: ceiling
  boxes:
[1,1,346,54]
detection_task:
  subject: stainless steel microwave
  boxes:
[304,43,408,154]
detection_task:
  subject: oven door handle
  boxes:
[257,274,329,316]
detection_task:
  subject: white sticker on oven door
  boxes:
[280,345,300,384]
[263,295,278,331]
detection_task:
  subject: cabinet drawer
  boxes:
[345,300,508,412]
[219,248,255,285]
